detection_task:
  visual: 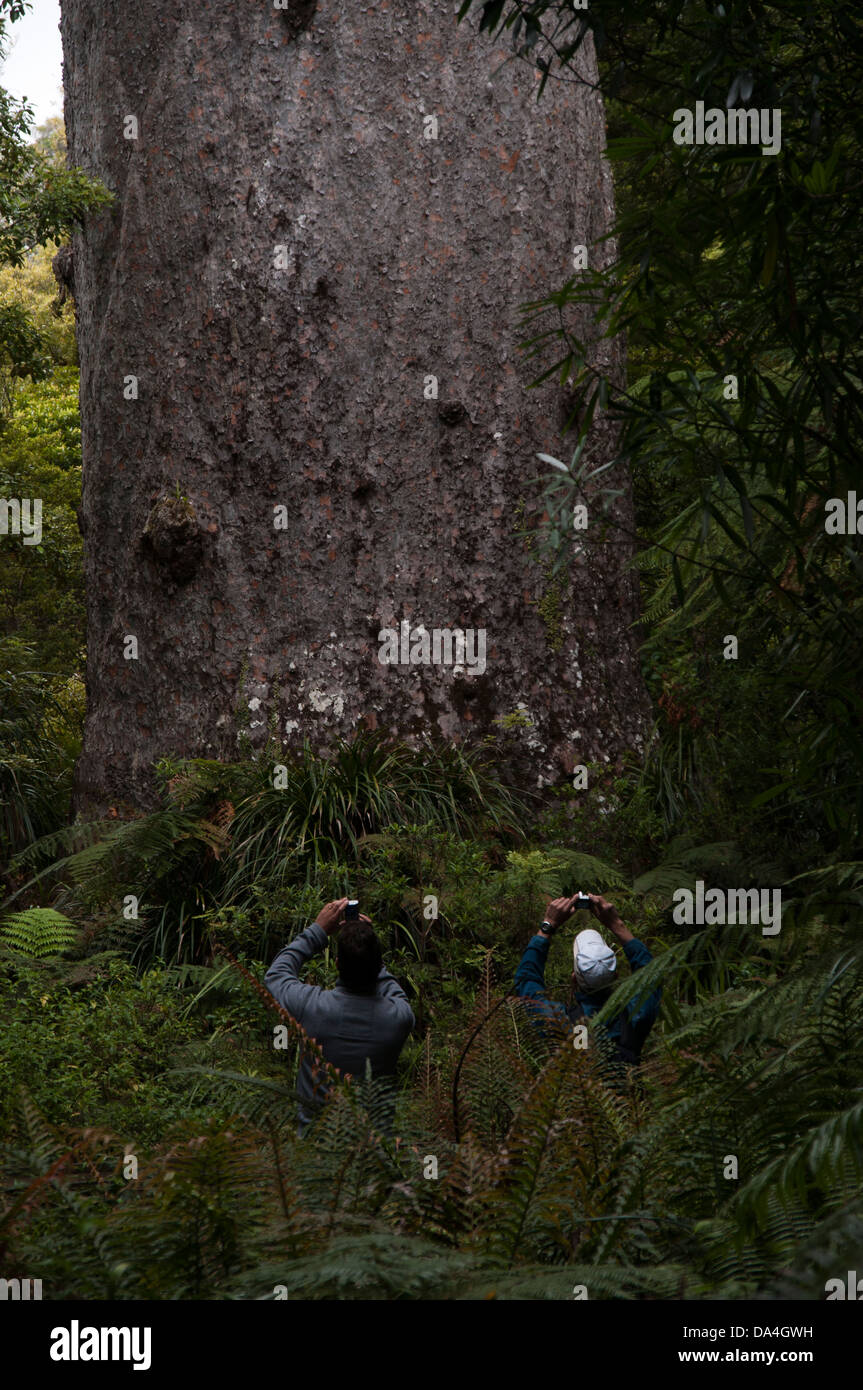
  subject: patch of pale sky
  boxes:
[0,0,63,133]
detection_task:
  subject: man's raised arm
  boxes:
[264,897,347,1026]
[588,892,661,1026]
[513,896,576,1029]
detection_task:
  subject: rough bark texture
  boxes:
[61,0,648,813]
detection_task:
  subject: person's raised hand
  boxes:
[587,893,620,927]
[587,893,633,940]
[544,896,577,930]
[317,898,349,935]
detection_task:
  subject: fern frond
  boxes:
[0,907,79,957]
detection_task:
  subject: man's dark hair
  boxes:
[337,920,382,993]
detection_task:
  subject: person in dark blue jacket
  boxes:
[514,892,661,1067]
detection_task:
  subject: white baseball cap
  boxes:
[573,929,617,992]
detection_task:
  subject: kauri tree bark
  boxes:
[60,0,648,813]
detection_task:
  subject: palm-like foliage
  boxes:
[221,734,523,886]
[7,734,524,963]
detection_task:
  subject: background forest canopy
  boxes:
[0,0,861,1301]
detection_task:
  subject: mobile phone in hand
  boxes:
[345,900,360,920]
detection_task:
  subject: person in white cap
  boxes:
[573,925,619,993]
[513,891,661,1067]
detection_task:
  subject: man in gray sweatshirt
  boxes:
[264,897,415,1133]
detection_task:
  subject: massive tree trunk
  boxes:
[61,0,648,814]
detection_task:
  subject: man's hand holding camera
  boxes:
[316,898,349,935]
[316,899,373,936]
[587,893,634,943]
[539,897,577,937]
[538,891,633,944]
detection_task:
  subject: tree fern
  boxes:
[485,1039,586,1268]
[227,1232,480,1301]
